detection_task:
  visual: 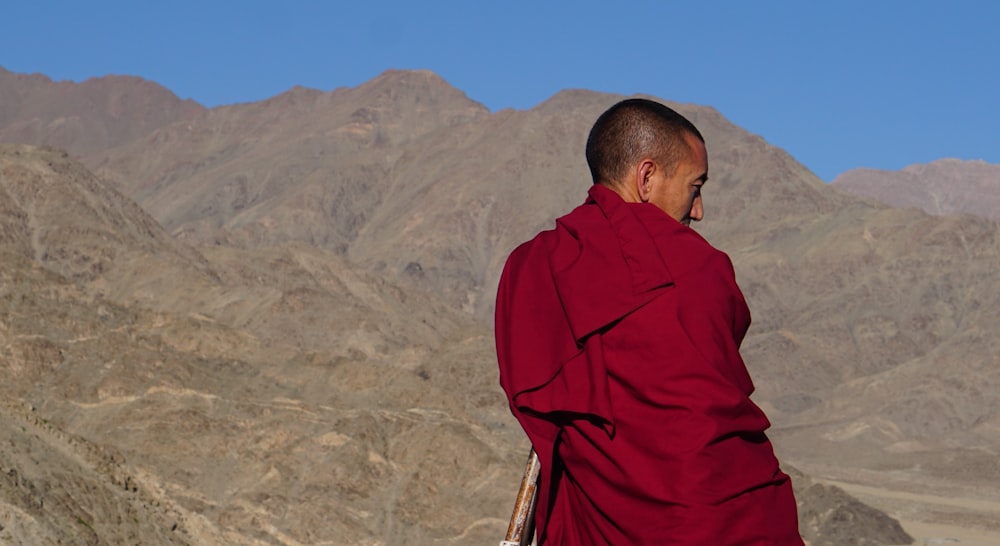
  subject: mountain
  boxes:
[3,63,998,540]
[90,81,843,319]
[90,70,489,257]
[831,158,1000,221]
[82,70,1000,480]
[0,66,205,157]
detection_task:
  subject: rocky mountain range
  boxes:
[2,65,999,543]
[832,159,1000,222]
[0,66,204,157]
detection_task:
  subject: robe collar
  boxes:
[551,184,678,342]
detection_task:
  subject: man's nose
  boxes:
[690,195,704,222]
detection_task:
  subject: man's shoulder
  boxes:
[502,226,556,282]
[504,198,601,269]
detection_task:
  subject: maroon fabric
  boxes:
[496,185,803,545]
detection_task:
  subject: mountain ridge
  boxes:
[831,158,1000,221]
[0,66,205,157]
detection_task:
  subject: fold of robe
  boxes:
[496,184,803,545]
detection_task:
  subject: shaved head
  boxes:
[586,98,704,187]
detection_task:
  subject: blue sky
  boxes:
[3,1,997,181]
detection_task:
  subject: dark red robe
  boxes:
[496,185,802,545]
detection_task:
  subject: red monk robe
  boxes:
[496,184,803,545]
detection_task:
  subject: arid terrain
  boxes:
[2,66,998,544]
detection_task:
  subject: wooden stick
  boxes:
[500,447,541,546]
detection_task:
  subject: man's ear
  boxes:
[636,159,655,203]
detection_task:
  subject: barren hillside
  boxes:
[1,144,523,544]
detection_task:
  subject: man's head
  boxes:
[586,98,708,225]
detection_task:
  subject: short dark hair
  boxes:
[585,98,704,186]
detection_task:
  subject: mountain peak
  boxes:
[356,68,487,112]
[532,88,618,113]
[370,68,450,85]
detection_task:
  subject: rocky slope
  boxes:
[1,144,522,544]
[0,399,195,545]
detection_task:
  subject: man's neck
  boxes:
[596,181,641,204]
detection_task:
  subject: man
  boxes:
[495,99,803,545]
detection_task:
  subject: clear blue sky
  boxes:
[3,1,997,181]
